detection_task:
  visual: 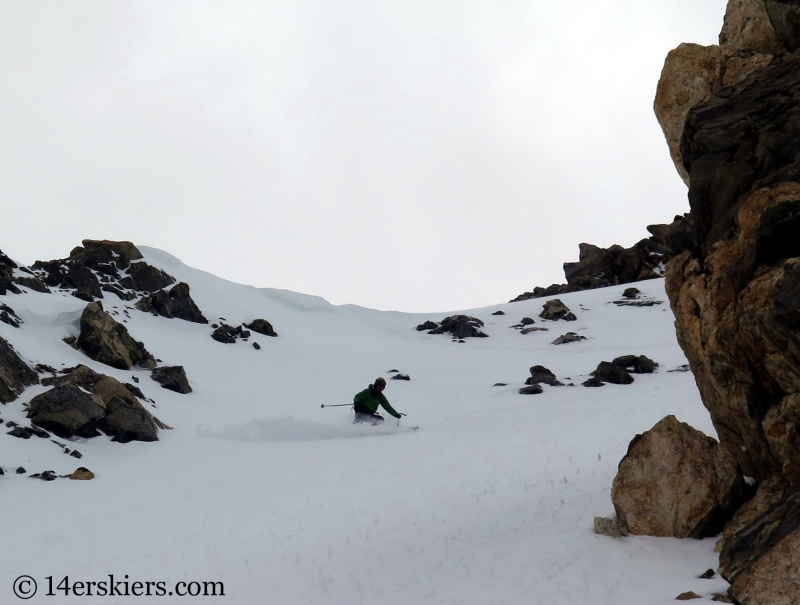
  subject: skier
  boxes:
[353,377,402,425]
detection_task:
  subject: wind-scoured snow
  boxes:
[1,249,728,603]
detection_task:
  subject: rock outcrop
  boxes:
[0,249,21,295]
[135,282,207,323]
[78,302,156,370]
[36,364,163,442]
[612,416,747,539]
[28,239,176,302]
[647,2,800,601]
[0,337,39,403]
[510,215,694,302]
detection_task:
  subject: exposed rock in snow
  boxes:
[417,315,488,339]
[38,365,163,442]
[0,337,39,403]
[527,365,563,387]
[136,282,208,324]
[211,323,251,343]
[590,361,634,385]
[551,332,586,345]
[151,366,192,394]
[27,385,106,439]
[78,302,156,370]
[69,467,95,480]
[244,319,278,337]
[539,299,576,322]
[0,303,21,328]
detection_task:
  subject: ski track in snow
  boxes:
[0,247,729,604]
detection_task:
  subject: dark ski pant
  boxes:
[353,404,384,425]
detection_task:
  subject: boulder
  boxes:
[77,302,156,370]
[135,282,208,324]
[211,323,241,343]
[529,365,563,386]
[38,365,162,442]
[622,288,640,299]
[520,317,535,325]
[151,366,192,394]
[518,384,543,395]
[491,310,505,315]
[612,415,747,538]
[99,391,159,442]
[551,332,587,345]
[69,467,95,480]
[520,327,548,334]
[593,516,630,538]
[427,315,488,338]
[244,319,277,337]
[27,385,105,439]
[390,373,410,381]
[0,337,39,403]
[539,300,576,321]
[590,361,634,385]
[416,321,438,331]
[612,355,659,374]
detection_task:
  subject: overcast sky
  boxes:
[0,1,727,312]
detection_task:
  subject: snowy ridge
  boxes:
[0,249,728,604]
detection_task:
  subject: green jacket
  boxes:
[354,384,401,419]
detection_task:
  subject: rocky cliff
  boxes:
[655,1,800,602]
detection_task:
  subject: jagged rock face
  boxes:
[653,0,800,188]
[611,415,747,539]
[0,337,39,403]
[28,240,174,301]
[78,302,156,370]
[658,2,800,601]
[0,249,21,295]
[510,215,693,303]
[135,282,208,324]
[722,490,800,603]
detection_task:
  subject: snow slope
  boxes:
[0,248,728,604]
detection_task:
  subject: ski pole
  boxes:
[320,404,353,409]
